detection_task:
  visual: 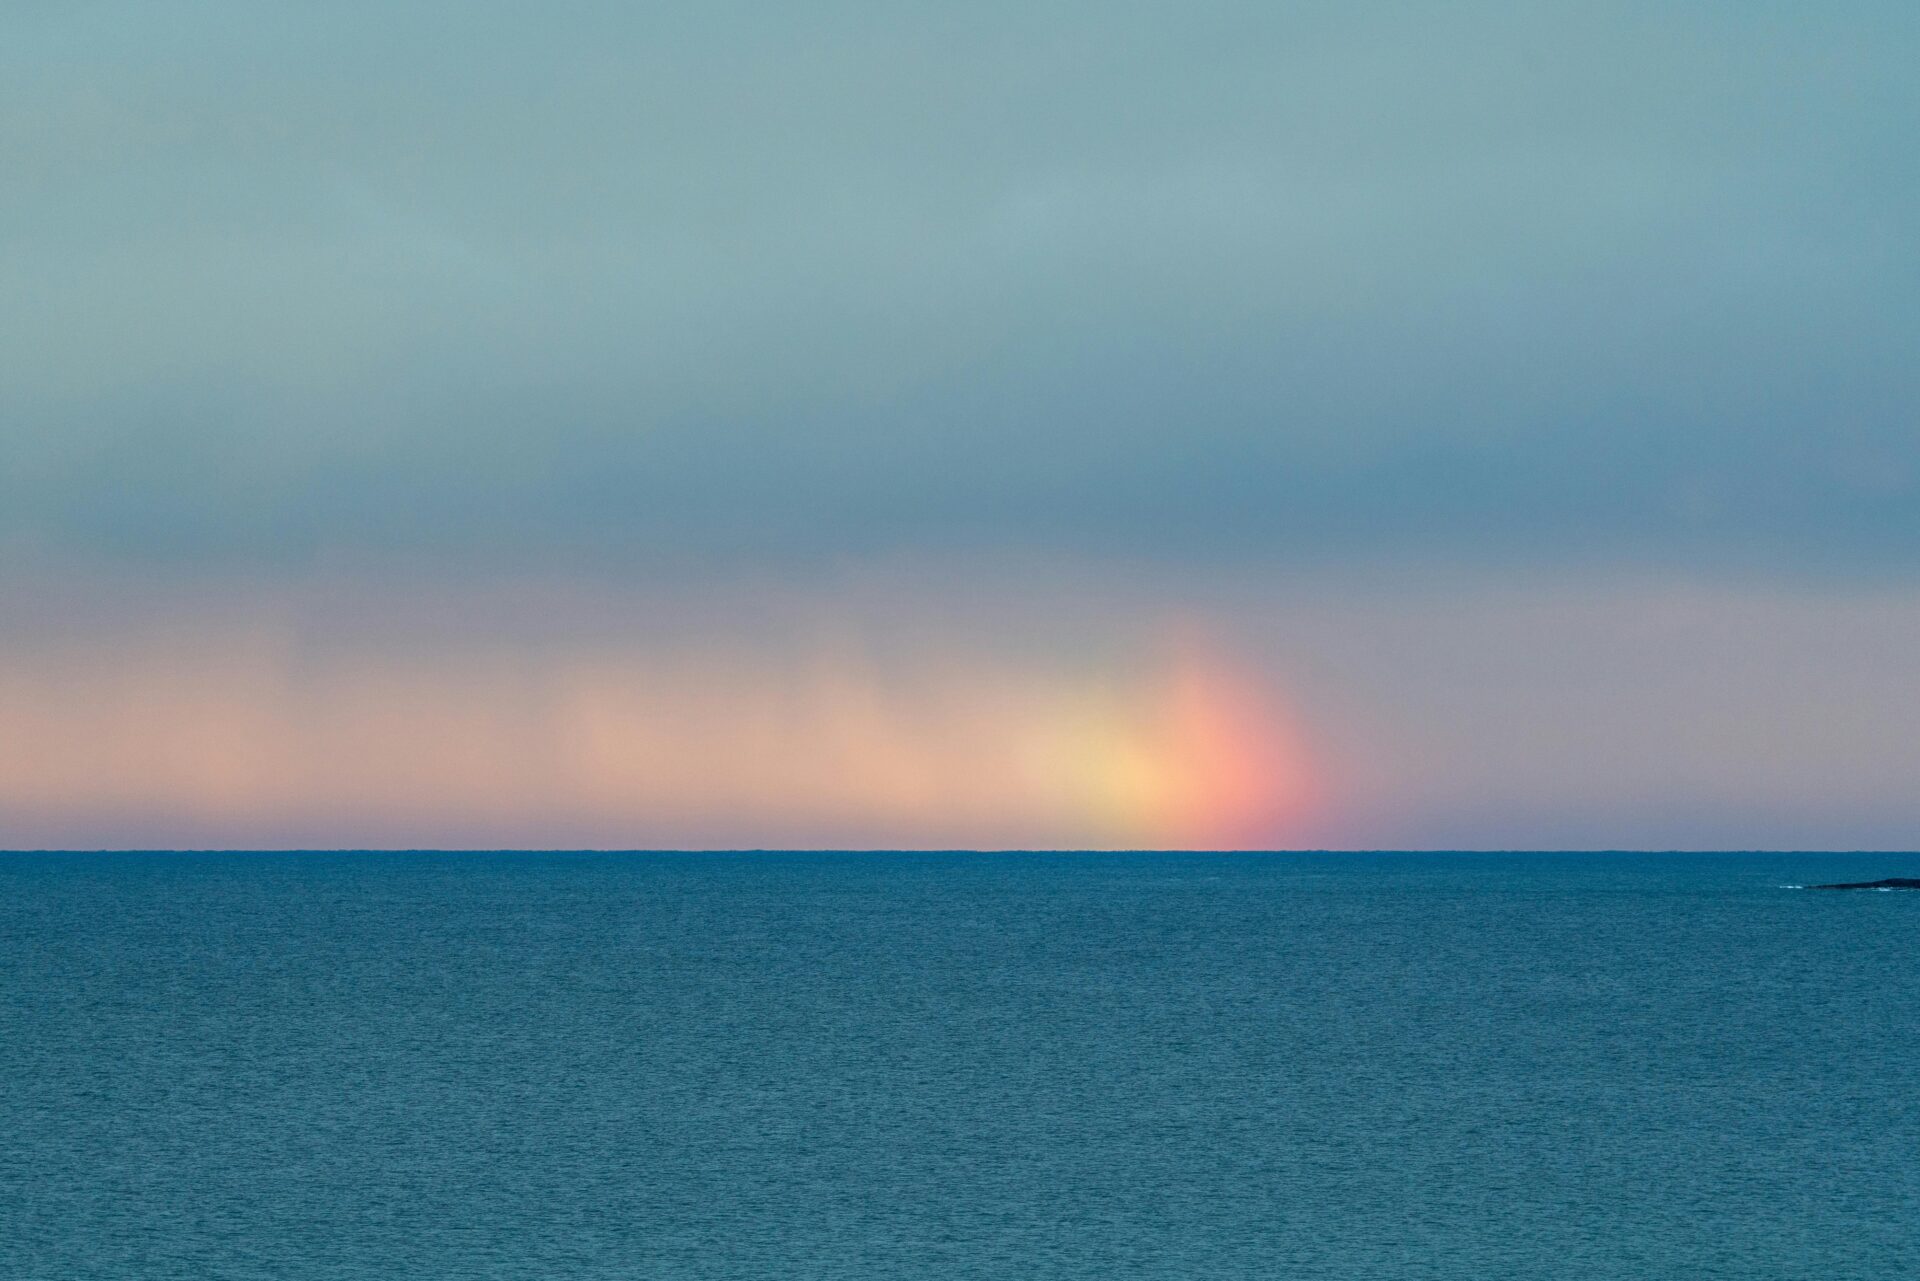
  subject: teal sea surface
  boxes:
[3,851,1916,1279]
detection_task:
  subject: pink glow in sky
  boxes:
[0,613,1321,850]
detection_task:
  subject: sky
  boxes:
[2,1,1917,849]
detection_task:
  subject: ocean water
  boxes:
[2,852,1916,1280]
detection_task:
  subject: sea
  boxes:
[3,851,1916,1280]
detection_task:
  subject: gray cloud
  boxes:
[3,1,1916,574]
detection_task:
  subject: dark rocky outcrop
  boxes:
[1808,877,1920,890]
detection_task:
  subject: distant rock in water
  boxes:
[1807,877,1920,891]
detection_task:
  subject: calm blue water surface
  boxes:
[3,851,1916,1279]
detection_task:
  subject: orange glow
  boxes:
[0,627,1320,849]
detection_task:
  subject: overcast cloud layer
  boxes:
[5,1,1916,575]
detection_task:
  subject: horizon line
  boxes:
[2,847,1912,857]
